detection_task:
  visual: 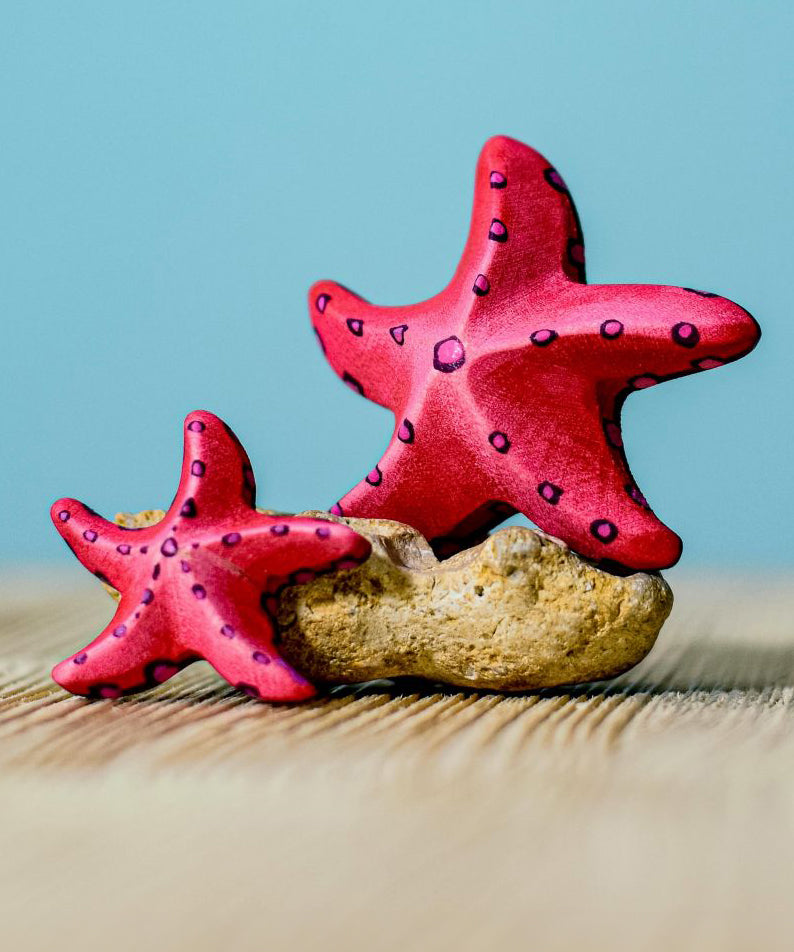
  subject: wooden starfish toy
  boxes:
[310,135,760,569]
[50,411,371,701]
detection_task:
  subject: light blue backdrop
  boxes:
[2,0,792,566]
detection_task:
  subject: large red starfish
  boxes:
[309,135,760,570]
[50,411,371,701]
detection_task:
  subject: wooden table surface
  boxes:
[0,568,792,951]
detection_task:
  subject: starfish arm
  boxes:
[51,603,193,698]
[166,410,258,523]
[50,498,142,590]
[558,284,760,385]
[447,135,585,324]
[466,356,684,569]
[308,281,418,410]
[198,619,316,702]
[207,515,372,579]
[331,411,498,549]
[181,575,317,702]
[506,435,683,571]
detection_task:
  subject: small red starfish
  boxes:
[50,411,371,701]
[310,135,760,570]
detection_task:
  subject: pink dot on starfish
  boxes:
[187,420,205,432]
[633,375,658,389]
[191,584,206,599]
[604,422,623,448]
[696,357,724,370]
[152,663,179,683]
[191,461,205,477]
[316,293,330,313]
[389,324,408,345]
[253,651,270,664]
[489,171,506,188]
[488,218,507,241]
[398,420,414,443]
[315,526,331,539]
[330,503,344,516]
[99,686,122,699]
[117,544,131,555]
[434,336,466,371]
[58,510,70,522]
[220,624,235,638]
[473,274,490,296]
[112,625,127,638]
[601,320,624,339]
[546,169,566,190]
[83,530,97,543]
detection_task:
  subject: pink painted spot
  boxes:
[398,418,416,444]
[488,218,507,241]
[605,422,623,448]
[253,651,271,665]
[58,510,70,522]
[153,663,179,683]
[389,324,408,345]
[437,338,464,365]
[490,171,506,188]
[346,318,364,337]
[187,420,205,432]
[315,525,331,539]
[546,169,567,190]
[330,502,344,516]
[473,273,490,296]
[489,431,510,453]
[696,357,724,370]
[530,328,558,347]
[366,466,382,486]
[633,375,658,390]
[99,686,122,699]
[117,544,131,555]
[601,320,623,339]
[83,530,98,543]
[316,293,330,313]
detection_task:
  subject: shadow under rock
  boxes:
[327,642,794,702]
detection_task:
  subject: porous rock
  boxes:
[116,509,673,692]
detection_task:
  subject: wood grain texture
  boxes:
[0,569,792,952]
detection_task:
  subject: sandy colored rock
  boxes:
[116,509,673,692]
[280,512,672,691]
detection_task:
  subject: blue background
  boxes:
[2,0,792,566]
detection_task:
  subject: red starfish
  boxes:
[309,135,760,570]
[50,411,371,701]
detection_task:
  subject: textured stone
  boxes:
[116,509,673,692]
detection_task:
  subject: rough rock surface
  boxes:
[116,509,673,692]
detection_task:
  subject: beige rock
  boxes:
[115,509,673,692]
